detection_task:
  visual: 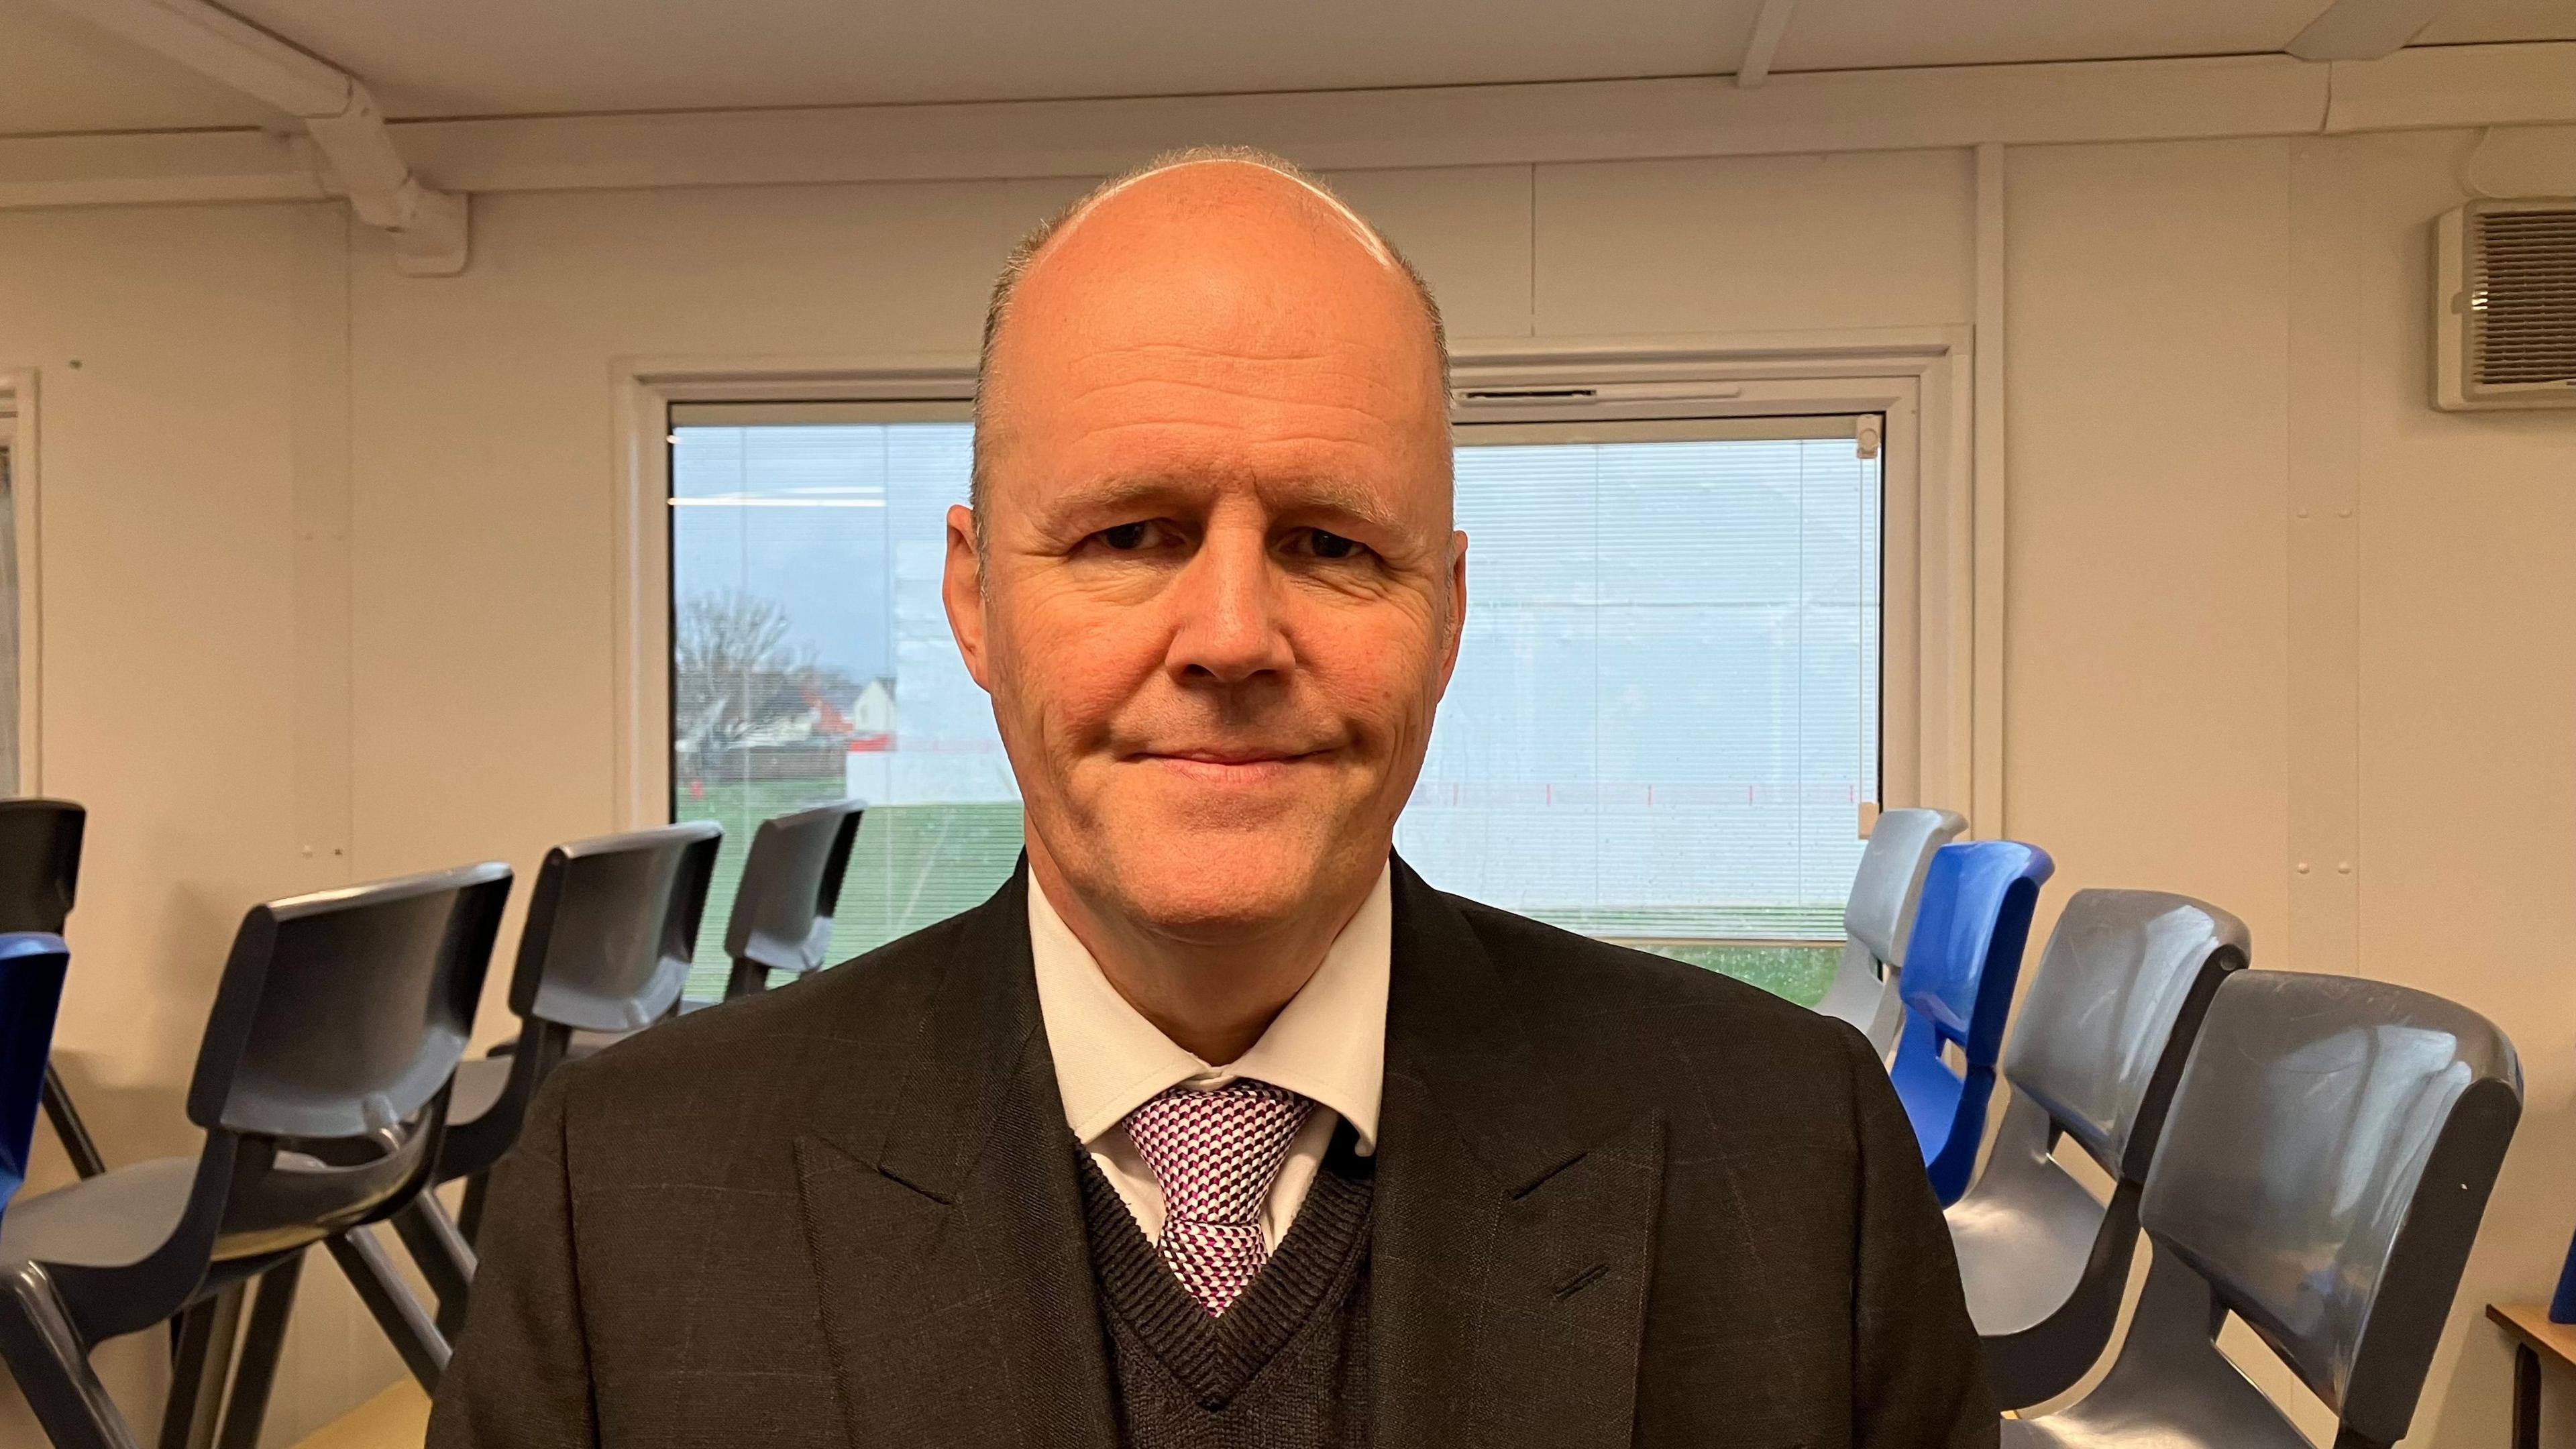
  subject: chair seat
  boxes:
[2000,1366,2314,1449]
[568,1028,635,1057]
[449,1057,513,1128]
[1946,1163,2104,1337]
[0,1147,377,1271]
[0,1155,198,1270]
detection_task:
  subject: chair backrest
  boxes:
[724,798,863,979]
[0,798,84,934]
[2143,971,2521,1444]
[1845,807,1968,968]
[186,863,512,1140]
[1897,840,2053,1065]
[1889,840,2052,1205]
[2002,888,2249,1181]
[0,932,68,1220]
[511,822,721,1034]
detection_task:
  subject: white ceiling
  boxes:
[2,0,2571,138]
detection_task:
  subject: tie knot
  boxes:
[1122,1079,1313,1226]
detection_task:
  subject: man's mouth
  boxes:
[1130,747,1333,784]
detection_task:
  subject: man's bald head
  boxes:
[969,146,1450,529]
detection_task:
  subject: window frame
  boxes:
[616,329,1982,850]
[0,370,43,794]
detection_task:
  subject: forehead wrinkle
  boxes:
[1054,372,1437,432]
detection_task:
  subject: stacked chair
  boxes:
[1944,889,2248,1407]
[0,862,511,1449]
[1887,839,2053,1204]
[716,797,862,1000]
[2003,971,2520,1446]
[410,823,719,1318]
[1814,807,1966,1053]
[0,794,866,1449]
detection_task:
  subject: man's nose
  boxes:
[1165,527,1293,685]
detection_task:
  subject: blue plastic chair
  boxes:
[0,931,69,1230]
[1888,841,2053,1205]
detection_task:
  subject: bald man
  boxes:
[430,149,1993,1449]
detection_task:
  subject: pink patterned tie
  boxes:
[1122,1079,1314,1316]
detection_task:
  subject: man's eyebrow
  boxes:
[1037,476,1413,535]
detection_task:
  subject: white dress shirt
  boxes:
[1028,864,1391,1251]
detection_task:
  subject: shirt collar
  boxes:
[1028,863,1390,1156]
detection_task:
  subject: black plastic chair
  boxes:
[2002,970,2522,1449]
[719,798,861,1000]
[1944,888,2248,1408]
[0,799,105,1181]
[393,822,718,1332]
[0,862,511,1449]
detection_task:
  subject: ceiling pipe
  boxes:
[2288,0,2455,60]
[1736,0,1799,88]
[32,0,467,274]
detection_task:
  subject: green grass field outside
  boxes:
[677,782,1838,1008]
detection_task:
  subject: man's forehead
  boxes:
[1039,158,1399,272]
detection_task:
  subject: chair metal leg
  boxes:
[212,1254,303,1449]
[42,1065,107,1179]
[0,1262,142,1449]
[157,1283,244,1449]
[724,958,769,1000]
[390,1196,479,1341]
[325,1225,450,1392]
[455,1169,490,1246]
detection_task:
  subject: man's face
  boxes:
[947,165,1463,941]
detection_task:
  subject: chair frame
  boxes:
[0,863,509,1449]
[1948,888,2247,1407]
[1813,806,1966,1053]
[403,822,719,1334]
[720,798,862,1000]
[2004,971,2522,1449]
[1886,840,2052,1204]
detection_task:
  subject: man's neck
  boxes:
[1026,845,1375,1065]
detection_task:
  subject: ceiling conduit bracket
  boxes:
[34,0,469,275]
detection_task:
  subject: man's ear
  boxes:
[1436,528,1468,695]
[943,503,994,691]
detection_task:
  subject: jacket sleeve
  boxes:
[426,1069,600,1449]
[1841,1027,2000,1448]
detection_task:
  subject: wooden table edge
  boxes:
[2490,1301,2576,1371]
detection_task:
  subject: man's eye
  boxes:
[1099,521,1157,550]
[1303,529,1362,560]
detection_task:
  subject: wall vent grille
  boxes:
[2440,199,2576,410]
[2472,207,2576,388]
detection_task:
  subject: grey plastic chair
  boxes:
[2004,970,2522,1449]
[0,798,105,1180]
[1814,806,1966,1053]
[422,823,718,1298]
[0,862,511,1449]
[720,798,862,1000]
[1945,888,2248,1408]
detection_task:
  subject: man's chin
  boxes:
[1094,834,1366,942]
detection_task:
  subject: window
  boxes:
[667,405,1880,1005]
[0,400,21,792]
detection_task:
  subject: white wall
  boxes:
[0,121,2571,1446]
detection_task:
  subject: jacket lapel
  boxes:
[792,869,1120,1449]
[1373,859,1665,1449]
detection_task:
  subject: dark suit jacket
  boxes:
[428,859,1995,1448]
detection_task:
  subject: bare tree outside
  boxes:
[674,589,853,757]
